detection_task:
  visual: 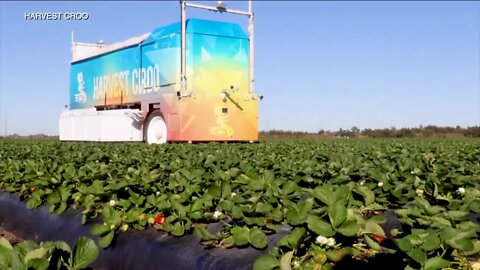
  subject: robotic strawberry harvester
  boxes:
[59,1,261,144]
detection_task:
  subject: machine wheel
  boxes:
[144,110,168,144]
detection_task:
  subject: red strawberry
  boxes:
[155,214,165,224]
[372,234,386,243]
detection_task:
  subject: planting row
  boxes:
[0,139,479,269]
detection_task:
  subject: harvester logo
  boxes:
[209,105,234,137]
[75,72,87,104]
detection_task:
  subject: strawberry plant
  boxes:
[0,139,479,269]
[0,236,98,270]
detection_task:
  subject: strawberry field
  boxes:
[0,139,479,269]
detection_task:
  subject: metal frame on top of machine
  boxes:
[179,0,256,97]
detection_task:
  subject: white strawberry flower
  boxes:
[231,192,237,197]
[378,182,384,187]
[458,187,465,195]
[109,200,116,206]
[326,237,336,247]
[316,235,328,245]
[213,210,223,219]
[359,180,365,186]
[156,191,160,196]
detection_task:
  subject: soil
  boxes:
[0,226,22,245]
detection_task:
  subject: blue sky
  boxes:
[0,1,479,135]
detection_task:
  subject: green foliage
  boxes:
[0,236,98,270]
[0,139,479,269]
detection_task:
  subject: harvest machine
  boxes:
[59,1,261,144]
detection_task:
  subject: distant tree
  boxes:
[351,126,360,137]
[465,126,480,137]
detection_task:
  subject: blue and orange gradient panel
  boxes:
[69,19,258,142]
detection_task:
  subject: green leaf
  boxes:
[421,233,441,251]
[72,237,99,270]
[325,247,351,263]
[328,200,347,229]
[207,184,221,198]
[171,222,185,237]
[161,221,174,232]
[277,227,306,249]
[221,181,232,199]
[253,254,279,270]
[221,236,236,248]
[231,226,250,246]
[58,186,71,201]
[204,154,215,167]
[193,226,215,241]
[46,193,61,205]
[91,223,110,236]
[26,258,49,270]
[270,208,283,222]
[99,231,115,249]
[364,220,386,238]
[414,197,431,212]
[24,247,48,263]
[446,210,469,221]
[102,206,122,227]
[396,237,413,252]
[256,202,273,214]
[333,185,350,204]
[448,238,474,251]
[249,228,268,249]
[408,249,427,265]
[369,214,386,224]
[297,198,314,217]
[0,237,13,250]
[337,220,359,236]
[26,194,42,209]
[53,241,72,253]
[425,206,444,215]
[307,215,334,237]
[54,202,68,215]
[280,251,293,270]
[364,235,382,251]
[15,240,38,256]
[285,207,300,225]
[463,240,480,256]
[283,181,299,195]
[0,246,12,269]
[102,205,114,222]
[355,186,375,206]
[423,257,451,270]
[190,199,204,213]
[312,186,332,205]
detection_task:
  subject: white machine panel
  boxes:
[59,108,143,142]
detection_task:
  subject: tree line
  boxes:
[260,125,480,139]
